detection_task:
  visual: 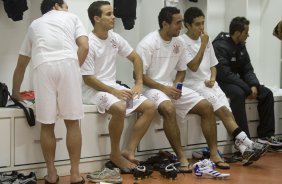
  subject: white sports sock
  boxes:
[235,131,253,147]
[235,139,247,153]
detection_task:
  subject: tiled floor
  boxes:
[37,152,282,184]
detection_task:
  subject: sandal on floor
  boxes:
[214,161,230,169]
[44,175,59,184]
[71,177,85,184]
[177,163,193,173]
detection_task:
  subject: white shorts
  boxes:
[143,86,204,119]
[82,83,148,116]
[195,84,231,111]
[33,60,84,124]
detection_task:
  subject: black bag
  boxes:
[0,82,9,107]
[0,82,35,127]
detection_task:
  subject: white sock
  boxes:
[235,139,247,153]
[235,131,253,148]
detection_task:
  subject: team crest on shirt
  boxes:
[173,44,180,54]
[110,39,117,48]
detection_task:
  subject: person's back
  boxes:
[24,10,84,69]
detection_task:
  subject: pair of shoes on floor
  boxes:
[193,159,230,179]
[257,136,282,147]
[1,171,37,184]
[87,168,122,184]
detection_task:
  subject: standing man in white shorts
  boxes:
[136,6,229,171]
[181,7,268,166]
[82,1,155,171]
[12,0,89,183]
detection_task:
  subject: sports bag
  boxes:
[0,82,9,107]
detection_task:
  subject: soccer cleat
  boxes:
[86,168,122,184]
[193,159,230,179]
[159,163,178,180]
[133,166,152,180]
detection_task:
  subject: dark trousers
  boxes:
[219,83,275,138]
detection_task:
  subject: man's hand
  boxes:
[204,80,215,88]
[111,89,133,101]
[201,32,209,47]
[131,83,142,98]
[162,86,182,100]
[247,86,258,99]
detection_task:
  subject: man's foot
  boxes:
[177,157,193,173]
[110,154,137,170]
[121,150,140,164]
[210,156,230,169]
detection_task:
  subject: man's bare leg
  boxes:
[108,102,136,169]
[190,99,228,166]
[158,101,190,169]
[65,120,83,183]
[122,100,155,163]
[40,123,58,183]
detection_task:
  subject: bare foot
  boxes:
[178,157,192,172]
[122,150,140,164]
[210,155,230,169]
[110,154,137,169]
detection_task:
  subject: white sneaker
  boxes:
[86,168,122,184]
[193,159,230,179]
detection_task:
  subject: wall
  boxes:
[0,0,281,91]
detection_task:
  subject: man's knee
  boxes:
[139,100,156,114]
[158,101,176,117]
[192,99,214,116]
[109,102,126,117]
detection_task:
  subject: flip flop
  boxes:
[71,177,85,184]
[177,163,193,173]
[44,175,59,184]
[214,161,230,169]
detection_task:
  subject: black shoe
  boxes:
[159,163,178,179]
[133,166,152,180]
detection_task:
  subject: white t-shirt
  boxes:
[81,31,133,91]
[19,10,87,69]
[136,31,189,86]
[180,34,218,89]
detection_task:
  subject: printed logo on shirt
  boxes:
[110,39,117,48]
[173,44,180,54]
[231,57,236,62]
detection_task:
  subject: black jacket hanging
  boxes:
[3,0,28,21]
[114,0,137,30]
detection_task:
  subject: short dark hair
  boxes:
[183,7,205,27]
[158,6,180,29]
[88,1,110,26]
[229,17,250,35]
[40,0,64,14]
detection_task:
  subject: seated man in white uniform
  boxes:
[180,7,268,166]
[136,6,230,171]
[81,1,155,171]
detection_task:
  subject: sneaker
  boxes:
[193,159,230,179]
[257,136,282,147]
[0,171,18,183]
[14,172,37,184]
[241,147,261,166]
[251,141,270,156]
[86,168,122,184]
